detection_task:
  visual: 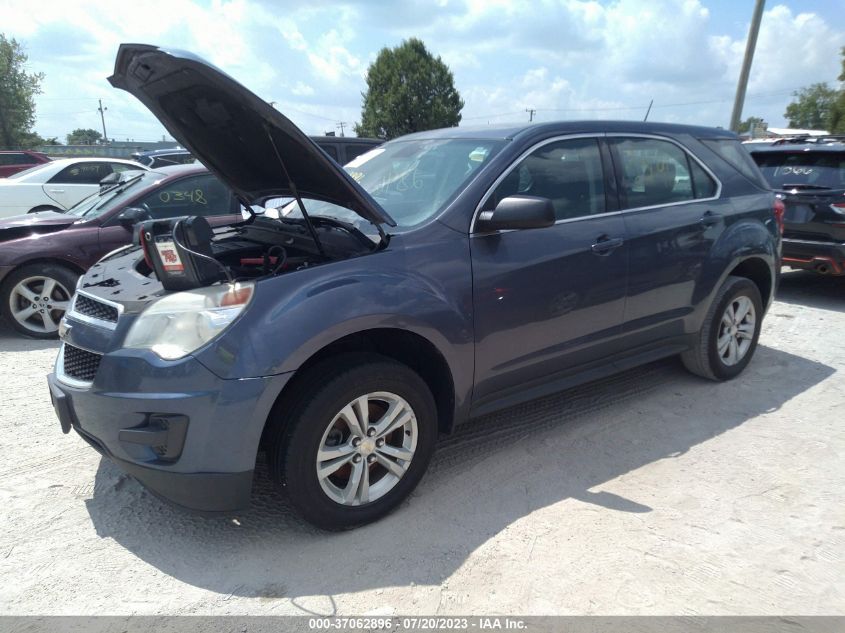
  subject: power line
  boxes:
[461,87,802,123]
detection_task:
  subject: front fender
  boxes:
[192,224,474,411]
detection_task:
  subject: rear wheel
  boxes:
[1,264,77,338]
[268,356,437,530]
[682,275,763,381]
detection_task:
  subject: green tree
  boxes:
[738,116,767,136]
[355,38,463,139]
[0,34,44,149]
[783,83,838,130]
[66,128,102,145]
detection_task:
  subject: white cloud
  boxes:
[2,0,843,139]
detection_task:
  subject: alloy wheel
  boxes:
[9,276,72,335]
[316,391,418,506]
[716,295,756,366]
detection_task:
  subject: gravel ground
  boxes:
[0,270,843,616]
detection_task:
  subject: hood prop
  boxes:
[264,123,326,259]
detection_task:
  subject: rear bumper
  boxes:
[782,238,845,275]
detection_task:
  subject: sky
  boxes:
[2,0,843,143]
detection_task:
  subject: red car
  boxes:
[0,150,51,178]
[0,164,240,337]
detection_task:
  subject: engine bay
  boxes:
[136,214,381,290]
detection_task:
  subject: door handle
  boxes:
[591,236,624,255]
[48,189,65,193]
[699,211,722,226]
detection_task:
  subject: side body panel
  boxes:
[469,216,628,408]
[191,222,476,425]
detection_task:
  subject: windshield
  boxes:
[65,171,163,219]
[277,138,505,230]
[752,151,845,190]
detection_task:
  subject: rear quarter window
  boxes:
[701,138,769,189]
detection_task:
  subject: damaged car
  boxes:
[49,44,780,529]
[0,164,240,337]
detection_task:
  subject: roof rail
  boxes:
[771,134,845,146]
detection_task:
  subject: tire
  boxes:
[1,264,78,338]
[27,205,63,214]
[682,275,763,381]
[267,354,438,530]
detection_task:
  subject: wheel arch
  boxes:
[260,327,458,452]
[727,256,774,308]
[1,258,85,286]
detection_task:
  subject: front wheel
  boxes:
[682,275,763,381]
[268,356,438,530]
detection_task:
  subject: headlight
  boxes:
[124,282,254,360]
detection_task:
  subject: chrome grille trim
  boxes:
[66,290,124,330]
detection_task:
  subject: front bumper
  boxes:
[47,353,291,514]
[782,237,845,275]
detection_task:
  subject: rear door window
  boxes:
[750,151,845,190]
[611,138,715,209]
[109,162,137,174]
[49,162,114,184]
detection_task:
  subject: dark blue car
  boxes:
[48,45,781,529]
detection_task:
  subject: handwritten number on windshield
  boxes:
[158,189,208,204]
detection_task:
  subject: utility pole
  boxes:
[729,0,766,132]
[525,108,536,123]
[336,122,347,137]
[97,99,109,143]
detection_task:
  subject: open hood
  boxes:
[108,44,395,227]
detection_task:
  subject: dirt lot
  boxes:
[0,270,843,616]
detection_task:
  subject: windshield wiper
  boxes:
[86,174,146,215]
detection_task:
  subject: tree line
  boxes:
[741,47,845,136]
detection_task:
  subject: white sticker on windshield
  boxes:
[345,148,386,169]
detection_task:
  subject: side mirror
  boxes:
[116,207,150,229]
[99,172,120,192]
[475,195,555,233]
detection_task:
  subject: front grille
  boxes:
[62,344,102,382]
[73,294,119,323]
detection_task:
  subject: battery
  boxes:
[139,216,221,291]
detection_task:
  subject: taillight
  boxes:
[831,202,845,215]
[773,197,785,234]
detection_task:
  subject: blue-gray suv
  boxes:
[48,45,781,529]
